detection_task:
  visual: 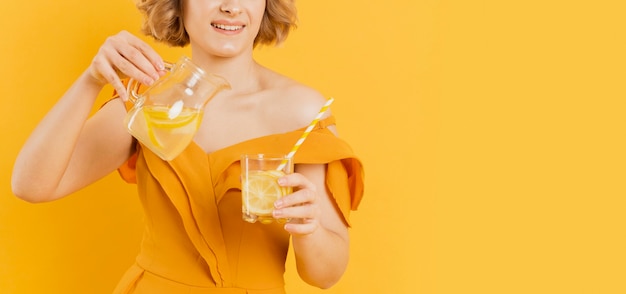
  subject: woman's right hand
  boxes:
[88,30,166,101]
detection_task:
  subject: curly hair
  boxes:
[135,0,297,48]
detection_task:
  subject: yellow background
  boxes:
[1,0,625,293]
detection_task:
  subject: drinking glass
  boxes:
[241,154,293,224]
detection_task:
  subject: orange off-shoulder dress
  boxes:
[111,116,364,294]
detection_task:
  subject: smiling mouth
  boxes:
[211,23,245,31]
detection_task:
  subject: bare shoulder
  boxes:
[282,83,329,128]
[262,70,330,129]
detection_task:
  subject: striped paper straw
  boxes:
[276,97,335,171]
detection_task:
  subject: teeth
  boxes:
[212,24,243,31]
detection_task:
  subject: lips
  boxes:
[211,23,245,31]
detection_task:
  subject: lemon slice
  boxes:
[243,170,287,215]
[144,106,198,128]
[143,106,200,147]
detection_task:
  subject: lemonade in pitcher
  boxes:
[123,56,230,161]
[127,103,202,160]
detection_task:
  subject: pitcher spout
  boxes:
[206,73,232,93]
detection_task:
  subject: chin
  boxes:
[208,44,246,58]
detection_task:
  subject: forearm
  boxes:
[12,70,103,202]
[292,226,350,289]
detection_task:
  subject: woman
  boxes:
[12,0,364,292]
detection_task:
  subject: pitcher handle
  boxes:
[126,61,174,104]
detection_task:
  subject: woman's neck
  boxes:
[190,50,264,96]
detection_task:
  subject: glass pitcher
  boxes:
[123,56,230,160]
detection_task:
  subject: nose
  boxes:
[220,0,242,15]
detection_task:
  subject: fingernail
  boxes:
[274,199,283,208]
[273,209,282,217]
[144,77,154,85]
[277,178,286,186]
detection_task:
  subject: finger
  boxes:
[273,202,318,220]
[116,45,161,82]
[109,55,156,86]
[103,32,162,84]
[278,173,317,192]
[92,42,153,90]
[90,56,128,100]
[124,31,165,72]
[284,220,318,236]
[274,188,316,209]
[111,77,128,101]
[117,31,165,78]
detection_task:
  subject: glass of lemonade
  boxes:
[241,154,293,224]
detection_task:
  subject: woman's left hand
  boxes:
[272,173,321,236]
[272,164,349,288]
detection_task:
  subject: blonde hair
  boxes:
[136,0,298,47]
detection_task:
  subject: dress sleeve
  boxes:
[118,152,138,184]
[326,157,364,227]
[289,123,365,227]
